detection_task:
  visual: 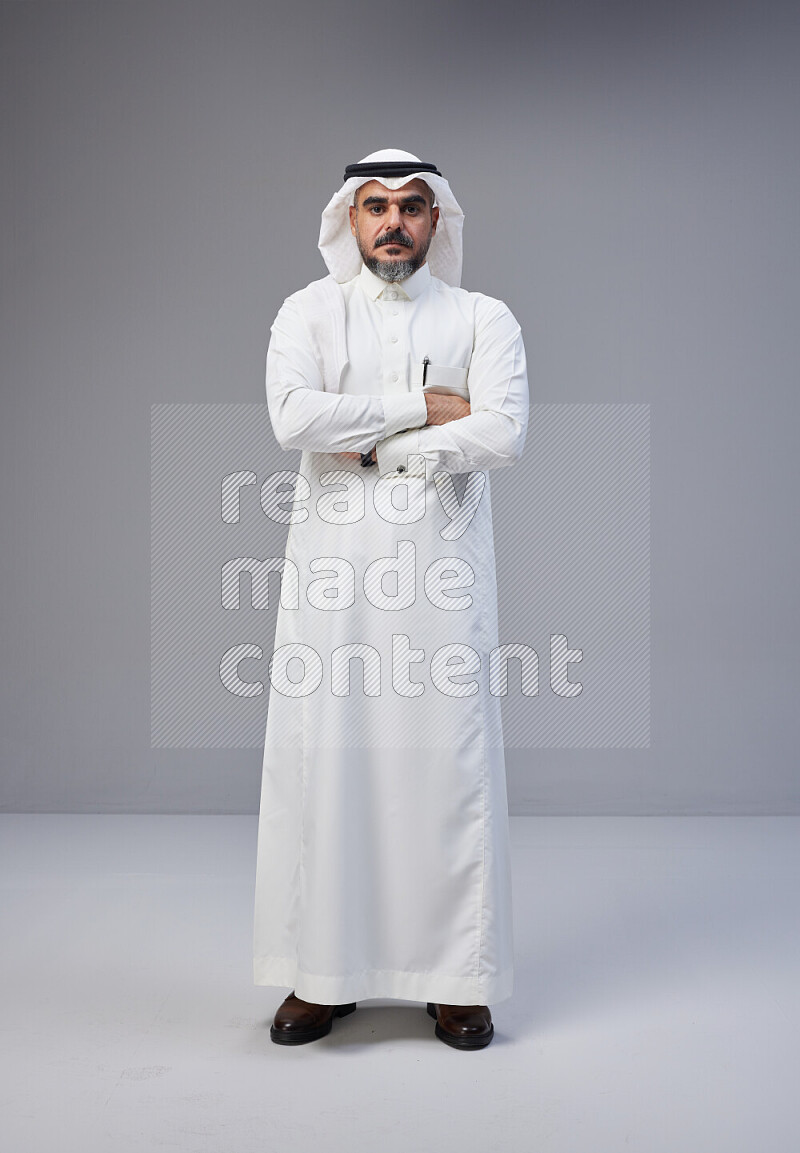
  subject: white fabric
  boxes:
[262,273,428,461]
[318,148,465,286]
[253,257,529,1005]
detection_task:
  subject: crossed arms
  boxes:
[266,294,529,478]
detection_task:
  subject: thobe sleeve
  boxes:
[266,297,428,454]
[374,298,529,478]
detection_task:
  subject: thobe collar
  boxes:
[357,261,432,301]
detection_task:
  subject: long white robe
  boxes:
[253,261,529,1005]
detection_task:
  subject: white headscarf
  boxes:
[318,148,465,287]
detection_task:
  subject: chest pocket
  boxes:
[409,362,470,400]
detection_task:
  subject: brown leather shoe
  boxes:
[427,1002,494,1049]
[270,991,357,1045]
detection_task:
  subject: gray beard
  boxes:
[365,254,422,282]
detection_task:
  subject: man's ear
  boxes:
[349,204,357,237]
[431,205,440,234]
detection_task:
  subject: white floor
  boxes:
[1,814,798,1153]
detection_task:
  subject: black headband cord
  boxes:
[343,160,442,182]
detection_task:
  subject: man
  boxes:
[253,149,529,1050]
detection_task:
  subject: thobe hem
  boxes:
[253,955,514,1006]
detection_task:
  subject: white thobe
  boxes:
[253,261,529,1005]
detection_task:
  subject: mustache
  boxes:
[375,229,414,249]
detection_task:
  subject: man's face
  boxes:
[349,178,440,282]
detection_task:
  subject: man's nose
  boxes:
[386,203,403,229]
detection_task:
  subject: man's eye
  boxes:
[405,206,418,214]
[370,206,383,214]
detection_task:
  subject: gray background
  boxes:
[1,0,797,813]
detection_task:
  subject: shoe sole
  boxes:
[426,1002,494,1050]
[270,1001,357,1045]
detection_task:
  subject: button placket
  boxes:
[381,290,408,396]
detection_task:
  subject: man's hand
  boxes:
[340,448,377,462]
[338,397,470,462]
[423,393,471,425]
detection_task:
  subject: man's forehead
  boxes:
[356,178,432,202]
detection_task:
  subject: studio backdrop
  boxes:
[1,0,797,814]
